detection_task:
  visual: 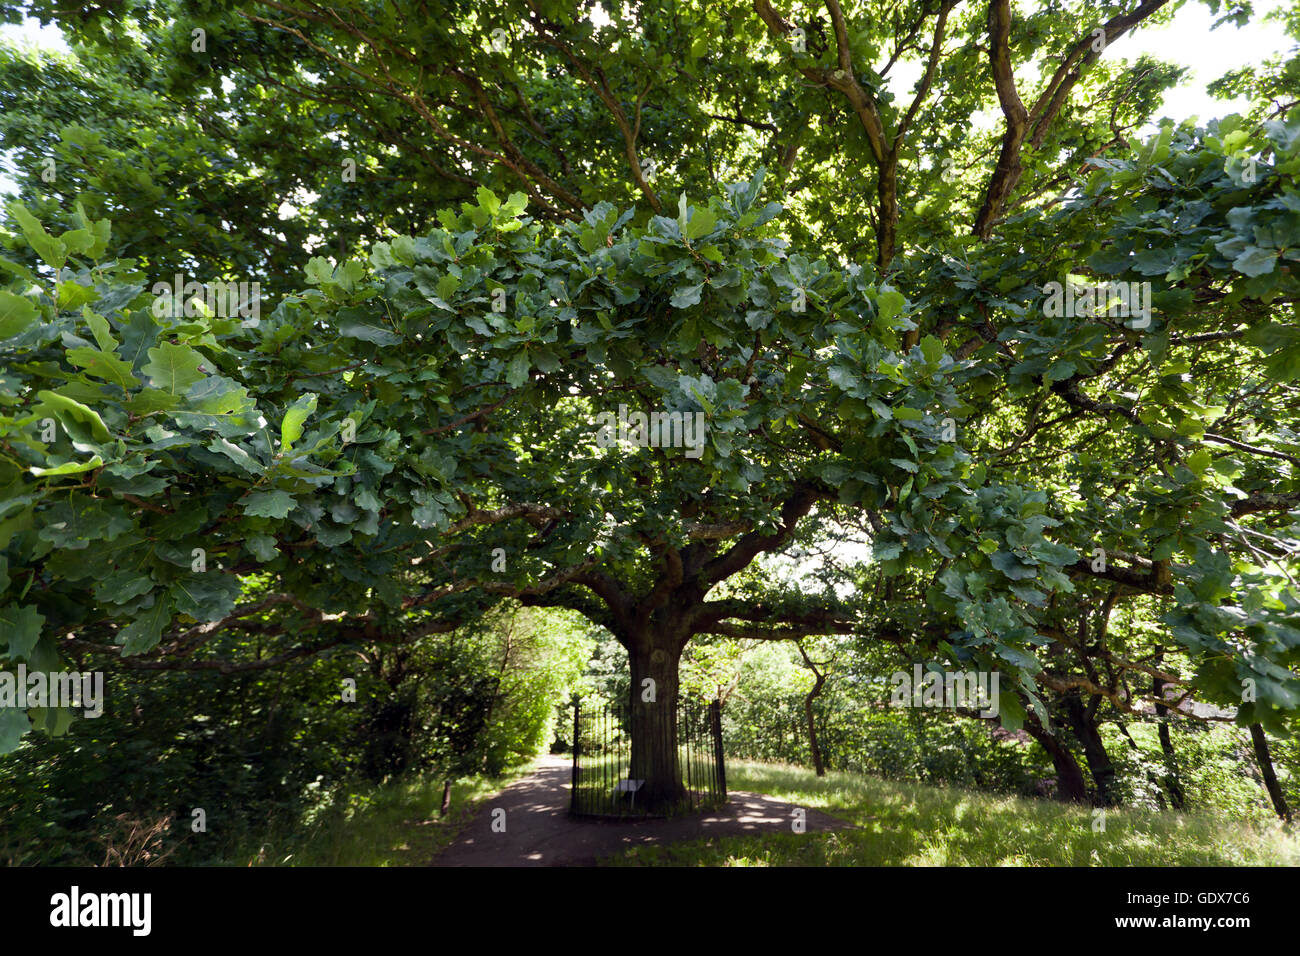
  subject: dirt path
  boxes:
[431,754,853,866]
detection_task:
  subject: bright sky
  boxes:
[1099,0,1293,126]
[0,1,1295,198]
[881,0,1294,133]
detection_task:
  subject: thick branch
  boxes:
[698,480,826,585]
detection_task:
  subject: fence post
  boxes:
[710,699,726,799]
[571,695,580,814]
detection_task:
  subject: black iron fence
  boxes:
[569,696,726,817]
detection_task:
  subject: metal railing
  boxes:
[569,696,726,817]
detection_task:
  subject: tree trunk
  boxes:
[627,635,685,810]
[804,672,826,776]
[1153,676,1185,810]
[1249,723,1292,822]
[795,642,829,777]
[1063,695,1118,806]
[1024,718,1089,803]
[439,779,452,817]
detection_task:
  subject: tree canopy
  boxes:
[2,0,1299,811]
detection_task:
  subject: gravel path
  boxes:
[431,754,853,866]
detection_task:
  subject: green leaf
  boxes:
[997,692,1026,731]
[243,490,296,519]
[207,437,264,475]
[0,604,44,659]
[305,256,334,285]
[7,202,66,268]
[1263,347,1300,382]
[73,201,111,259]
[56,280,98,310]
[413,499,447,530]
[120,309,160,370]
[671,283,704,308]
[35,390,112,443]
[85,311,117,352]
[990,550,1038,580]
[476,186,501,215]
[684,206,717,240]
[30,454,104,477]
[126,389,180,415]
[170,573,241,623]
[1232,245,1277,277]
[66,347,138,390]
[867,399,893,420]
[0,290,39,339]
[247,534,280,562]
[338,310,401,346]
[506,352,531,387]
[117,594,172,655]
[995,643,1042,672]
[186,375,252,416]
[919,334,944,366]
[60,228,96,257]
[142,342,205,397]
[876,287,906,323]
[0,709,30,754]
[95,569,154,605]
[280,393,318,452]
[436,273,461,302]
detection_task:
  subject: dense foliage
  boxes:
[1,603,584,864]
[1,0,1298,853]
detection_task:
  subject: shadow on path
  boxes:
[432,754,853,866]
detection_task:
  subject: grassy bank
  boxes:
[225,761,535,866]
[608,761,1300,867]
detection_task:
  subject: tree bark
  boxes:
[796,641,828,776]
[627,633,686,810]
[1063,695,1118,806]
[1153,676,1186,810]
[804,673,826,776]
[1249,723,1292,822]
[1024,717,1089,803]
[875,160,898,270]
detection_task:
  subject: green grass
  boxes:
[224,761,536,866]
[606,761,1300,867]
